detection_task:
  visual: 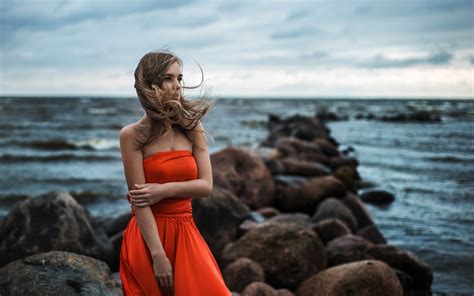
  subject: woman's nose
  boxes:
[174,79,181,90]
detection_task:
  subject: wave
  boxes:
[0,153,120,163]
[425,155,474,164]
[1,138,119,151]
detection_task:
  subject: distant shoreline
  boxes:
[0,95,473,101]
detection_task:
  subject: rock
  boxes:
[357,224,387,244]
[329,156,359,170]
[378,110,441,123]
[0,251,122,295]
[98,212,131,237]
[360,189,396,205]
[311,138,341,157]
[222,223,326,290]
[223,257,265,293]
[275,176,346,214]
[261,114,329,145]
[0,191,113,268]
[312,197,358,232]
[326,234,373,267]
[312,218,352,245]
[242,281,294,296]
[279,157,331,177]
[295,260,403,296]
[332,165,359,193]
[211,147,275,209]
[192,186,250,264]
[315,109,348,122]
[273,137,332,165]
[341,192,375,228]
[257,207,280,219]
[367,244,433,290]
[273,175,307,187]
[238,213,313,236]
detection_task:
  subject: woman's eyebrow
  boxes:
[164,73,183,77]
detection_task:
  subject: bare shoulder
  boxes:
[119,123,141,152]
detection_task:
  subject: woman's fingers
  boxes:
[164,274,174,296]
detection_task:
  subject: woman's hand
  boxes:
[152,254,174,296]
[128,183,171,208]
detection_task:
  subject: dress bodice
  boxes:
[130,149,198,216]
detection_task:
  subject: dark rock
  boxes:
[312,218,352,245]
[357,224,387,244]
[99,212,131,237]
[275,176,346,214]
[378,110,441,123]
[295,260,403,296]
[341,192,375,229]
[257,207,280,219]
[312,197,358,232]
[360,189,396,205]
[0,251,122,295]
[0,191,113,268]
[222,223,326,290]
[367,244,433,290]
[325,234,373,267]
[242,281,294,296]
[211,147,275,209]
[223,257,265,293]
[192,186,250,264]
[279,157,331,177]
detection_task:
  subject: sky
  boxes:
[0,0,473,99]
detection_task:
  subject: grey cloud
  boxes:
[363,51,453,68]
[271,27,323,40]
[470,55,474,65]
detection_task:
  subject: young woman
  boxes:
[119,50,231,295]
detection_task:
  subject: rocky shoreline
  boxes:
[0,112,433,295]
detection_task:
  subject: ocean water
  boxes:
[0,96,472,294]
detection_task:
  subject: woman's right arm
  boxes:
[119,125,165,258]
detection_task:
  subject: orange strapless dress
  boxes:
[119,150,232,295]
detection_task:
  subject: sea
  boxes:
[0,96,472,294]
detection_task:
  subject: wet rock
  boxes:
[367,244,433,290]
[222,223,326,290]
[261,114,329,145]
[295,260,402,296]
[279,157,331,177]
[312,218,352,245]
[357,224,387,244]
[378,110,441,123]
[211,147,275,209]
[238,213,312,236]
[0,251,122,296]
[312,197,358,232]
[326,234,373,267]
[360,189,396,205]
[332,165,359,193]
[341,192,375,229]
[257,207,280,219]
[98,212,131,237]
[0,191,113,267]
[223,257,265,293]
[242,281,294,296]
[192,186,250,264]
[275,176,346,214]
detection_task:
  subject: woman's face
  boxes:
[161,61,183,99]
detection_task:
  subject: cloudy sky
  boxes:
[1,0,473,98]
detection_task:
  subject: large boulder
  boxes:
[223,257,265,293]
[222,223,326,290]
[367,244,433,290]
[211,147,275,209]
[312,197,358,232]
[360,189,396,205]
[0,191,113,267]
[340,192,375,229]
[192,186,250,264]
[357,224,387,244]
[295,260,403,296]
[0,251,122,295]
[275,176,346,214]
[312,218,352,245]
[242,281,294,296]
[326,234,373,267]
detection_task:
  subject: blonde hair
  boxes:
[133,49,215,150]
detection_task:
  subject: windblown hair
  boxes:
[133,49,215,150]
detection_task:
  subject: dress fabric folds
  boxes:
[119,150,232,295]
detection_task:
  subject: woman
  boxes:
[119,50,232,296]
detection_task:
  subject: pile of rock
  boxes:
[0,112,433,295]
